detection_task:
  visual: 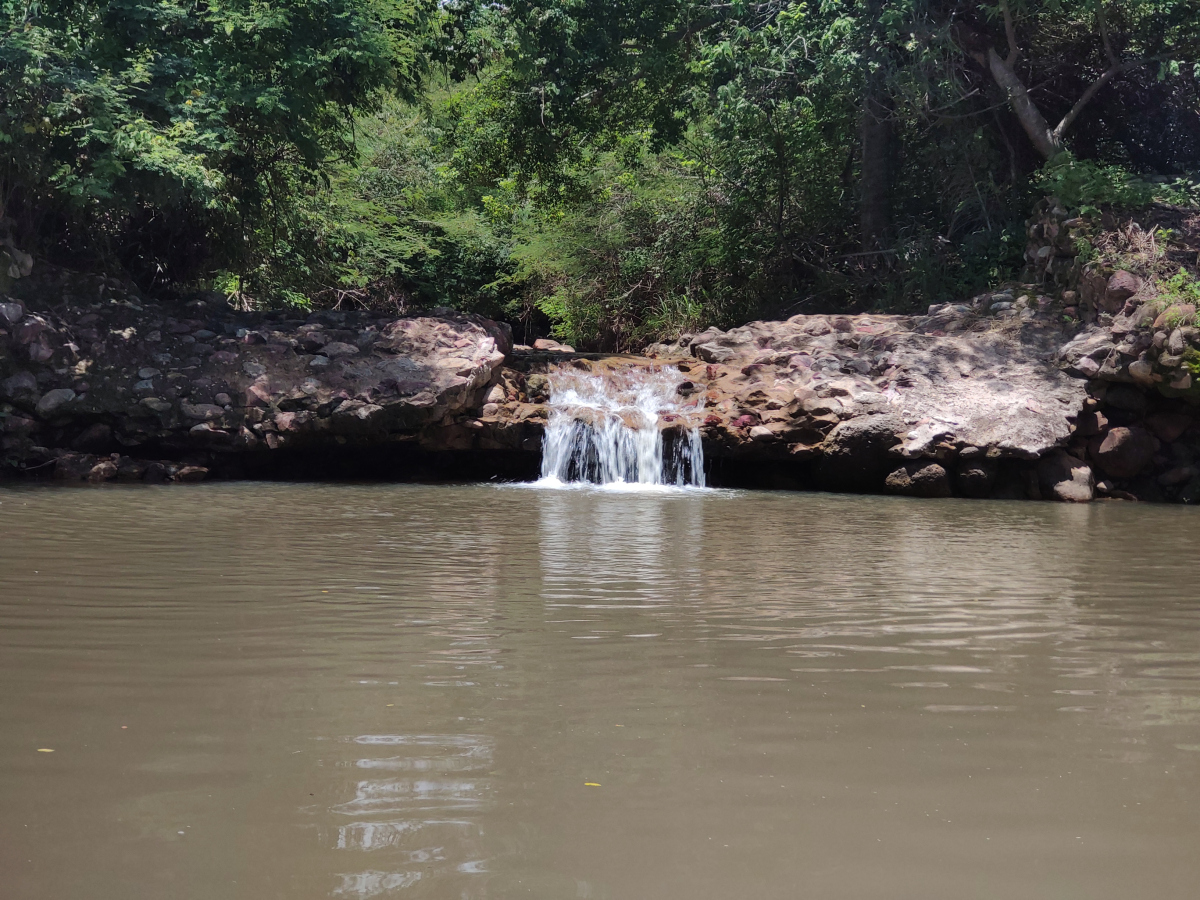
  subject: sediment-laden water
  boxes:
[2,483,1199,900]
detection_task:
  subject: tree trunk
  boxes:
[986,48,1060,160]
[859,88,893,252]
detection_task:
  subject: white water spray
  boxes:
[538,365,706,488]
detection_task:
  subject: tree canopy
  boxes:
[3,0,1198,346]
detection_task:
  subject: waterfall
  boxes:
[538,365,706,488]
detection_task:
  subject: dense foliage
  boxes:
[3,0,1198,347]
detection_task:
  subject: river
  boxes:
[2,483,1199,899]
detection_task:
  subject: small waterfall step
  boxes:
[538,364,706,488]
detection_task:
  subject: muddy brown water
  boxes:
[2,483,1199,900]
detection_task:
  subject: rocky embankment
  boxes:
[4,254,1200,501]
[627,291,1199,501]
[0,270,519,483]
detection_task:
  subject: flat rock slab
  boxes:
[645,310,1089,461]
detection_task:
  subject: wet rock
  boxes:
[34,388,76,418]
[1092,426,1157,479]
[1037,450,1094,503]
[143,462,170,484]
[525,374,550,402]
[955,458,998,498]
[140,397,173,414]
[1125,475,1165,503]
[53,451,96,481]
[174,465,209,483]
[884,462,952,498]
[181,402,224,421]
[0,300,24,326]
[1,370,39,403]
[87,459,119,483]
[694,343,737,364]
[115,458,146,481]
[1158,466,1197,487]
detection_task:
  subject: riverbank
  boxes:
[4,201,1200,502]
[1,273,1196,503]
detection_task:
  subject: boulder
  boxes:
[72,423,114,454]
[694,343,736,364]
[533,338,575,353]
[818,414,903,491]
[1079,269,1108,312]
[1145,412,1193,444]
[955,458,998,498]
[1,370,39,403]
[1157,466,1197,487]
[1104,384,1147,414]
[1153,304,1196,330]
[143,462,171,484]
[34,388,76,419]
[1037,450,1094,502]
[319,341,359,358]
[884,462,952,498]
[1092,426,1157,479]
[87,460,119,483]
[53,451,96,481]
[1101,271,1141,313]
[0,300,24,326]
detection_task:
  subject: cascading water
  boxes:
[538,365,706,488]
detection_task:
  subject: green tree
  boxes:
[0,0,435,286]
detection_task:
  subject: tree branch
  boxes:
[986,47,1058,159]
[1053,53,1174,141]
[1000,0,1019,65]
[1097,1,1119,67]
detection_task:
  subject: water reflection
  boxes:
[331,734,492,897]
[536,487,707,611]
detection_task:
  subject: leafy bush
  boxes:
[1036,154,1157,215]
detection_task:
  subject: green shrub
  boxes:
[1035,154,1156,216]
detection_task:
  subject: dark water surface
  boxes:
[2,483,1199,900]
